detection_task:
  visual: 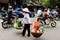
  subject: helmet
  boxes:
[9,6,12,8]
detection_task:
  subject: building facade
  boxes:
[0,0,9,10]
[0,0,9,3]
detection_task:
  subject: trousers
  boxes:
[22,24,30,36]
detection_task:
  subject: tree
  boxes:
[42,0,60,8]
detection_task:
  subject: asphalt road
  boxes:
[0,14,60,40]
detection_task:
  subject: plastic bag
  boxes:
[40,26,45,31]
[14,21,18,28]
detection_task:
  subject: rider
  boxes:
[7,6,14,24]
[37,8,42,17]
[51,9,58,18]
[1,6,6,13]
[42,8,50,24]
[1,6,6,17]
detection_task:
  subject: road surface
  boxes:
[0,14,60,40]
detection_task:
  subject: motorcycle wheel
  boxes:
[51,21,56,27]
[2,20,8,29]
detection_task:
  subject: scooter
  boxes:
[1,13,13,29]
[39,16,56,27]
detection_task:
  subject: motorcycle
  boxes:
[38,16,56,27]
[1,13,13,29]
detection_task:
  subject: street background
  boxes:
[0,14,60,40]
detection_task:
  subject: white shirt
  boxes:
[37,10,42,16]
[47,9,50,14]
[23,13,30,24]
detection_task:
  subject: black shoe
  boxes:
[21,33,25,36]
[28,35,30,37]
[20,35,24,37]
[27,35,30,37]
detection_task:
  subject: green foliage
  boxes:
[49,0,60,8]
[39,0,60,8]
[43,0,50,6]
